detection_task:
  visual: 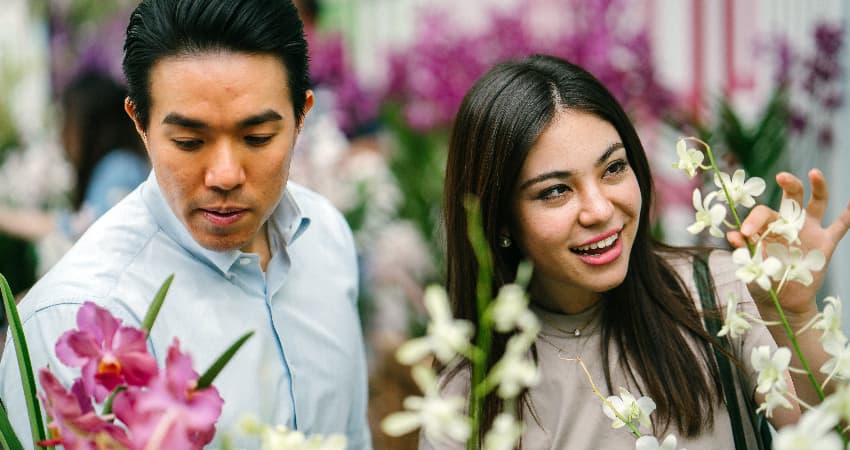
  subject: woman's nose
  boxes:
[578,185,614,227]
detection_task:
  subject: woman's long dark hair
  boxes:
[60,72,146,210]
[443,54,724,443]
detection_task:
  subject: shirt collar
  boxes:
[140,171,311,275]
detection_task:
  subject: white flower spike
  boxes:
[717,293,752,339]
[687,189,727,238]
[635,434,686,450]
[767,198,806,244]
[483,413,524,450]
[732,245,782,291]
[765,243,825,288]
[602,387,656,431]
[813,297,848,351]
[396,285,474,364]
[774,407,842,450]
[673,140,705,178]
[751,346,791,394]
[381,365,471,444]
[492,283,529,333]
[713,170,765,208]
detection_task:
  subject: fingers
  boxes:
[806,169,829,222]
[726,230,748,249]
[776,171,805,207]
[740,204,776,238]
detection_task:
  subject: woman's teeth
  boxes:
[573,233,619,253]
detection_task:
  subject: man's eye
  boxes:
[173,139,202,150]
[245,135,273,146]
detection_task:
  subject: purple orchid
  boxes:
[55,302,158,403]
[113,339,223,450]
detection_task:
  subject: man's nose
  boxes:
[205,144,245,191]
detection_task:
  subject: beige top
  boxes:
[421,251,776,449]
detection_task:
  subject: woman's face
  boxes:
[511,110,642,313]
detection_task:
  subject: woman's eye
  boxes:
[605,160,628,176]
[245,135,273,146]
[173,139,202,150]
[538,184,569,200]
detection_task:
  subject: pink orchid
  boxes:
[55,302,158,403]
[37,369,131,449]
[113,339,223,450]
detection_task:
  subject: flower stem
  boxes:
[575,357,642,438]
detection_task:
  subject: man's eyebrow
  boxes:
[160,110,283,129]
[238,109,283,128]
[162,113,206,129]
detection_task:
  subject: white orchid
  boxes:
[713,170,766,208]
[396,285,474,364]
[492,284,529,332]
[381,365,471,443]
[757,387,793,418]
[751,346,791,394]
[812,297,848,351]
[490,335,541,399]
[672,140,705,178]
[766,243,826,287]
[686,189,727,238]
[717,293,752,339]
[237,415,347,450]
[767,198,807,244]
[821,340,850,383]
[773,407,842,450]
[732,245,783,291]
[822,383,850,424]
[635,434,685,450]
[602,387,656,431]
[482,413,524,450]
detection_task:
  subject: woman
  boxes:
[0,72,149,274]
[434,54,850,449]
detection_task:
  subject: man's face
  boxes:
[127,51,312,255]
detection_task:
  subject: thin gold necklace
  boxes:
[543,312,596,337]
[537,333,577,361]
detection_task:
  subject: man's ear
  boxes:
[298,89,315,132]
[124,98,148,149]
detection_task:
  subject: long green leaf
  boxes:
[140,274,174,335]
[196,331,254,390]
[0,274,47,448]
[0,400,24,450]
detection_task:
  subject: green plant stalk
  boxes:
[692,137,842,441]
[0,274,49,449]
[141,274,174,335]
[0,400,24,450]
[464,197,493,450]
[196,331,254,390]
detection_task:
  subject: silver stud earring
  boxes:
[499,236,512,248]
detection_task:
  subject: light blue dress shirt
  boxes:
[1,173,372,449]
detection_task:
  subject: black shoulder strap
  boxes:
[692,253,750,450]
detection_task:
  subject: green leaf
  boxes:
[0,399,25,450]
[140,274,174,335]
[196,331,254,390]
[0,274,47,449]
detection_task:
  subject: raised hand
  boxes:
[727,169,850,317]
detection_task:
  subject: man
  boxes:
[0,0,371,448]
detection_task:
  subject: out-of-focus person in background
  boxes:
[0,71,149,275]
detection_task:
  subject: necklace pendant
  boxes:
[574,329,581,337]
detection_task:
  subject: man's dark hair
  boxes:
[123,0,310,129]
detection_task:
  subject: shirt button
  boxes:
[239,257,251,265]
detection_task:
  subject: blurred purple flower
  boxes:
[383,0,673,132]
[55,301,158,403]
